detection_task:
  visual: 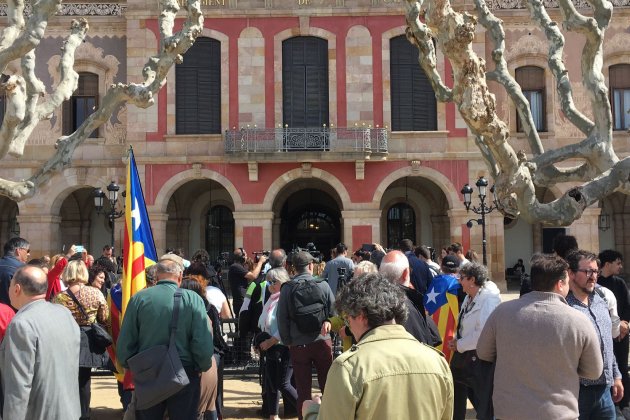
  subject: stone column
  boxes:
[272,217,282,249]
[341,210,381,251]
[233,211,274,251]
[148,212,169,256]
[16,214,62,257]
[568,207,601,252]
[448,208,506,290]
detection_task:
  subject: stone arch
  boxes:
[274,28,337,126]
[262,167,351,211]
[152,168,242,214]
[47,168,117,216]
[371,166,460,210]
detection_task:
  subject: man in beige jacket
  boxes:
[302,272,453,420]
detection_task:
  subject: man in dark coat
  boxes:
[599,249,630,415]
[0,237,30,307]
[380,250,441,346]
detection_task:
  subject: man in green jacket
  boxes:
[117,254,214,420]
[303,272,453,420]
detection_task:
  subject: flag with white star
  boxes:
[424,274,460,360]
[122,148,157,316]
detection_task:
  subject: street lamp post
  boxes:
[461,177,499,266]
[93,181,125,253]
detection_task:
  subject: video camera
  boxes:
[253,251,270,262]
[287,244,322,265]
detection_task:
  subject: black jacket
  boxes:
[400,285,442,347]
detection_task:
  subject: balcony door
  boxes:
[282,37,329,150]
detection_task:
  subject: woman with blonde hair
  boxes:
[54,259,109,420]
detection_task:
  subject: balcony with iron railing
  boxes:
[224,126,388,158]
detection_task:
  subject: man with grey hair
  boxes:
[0,236,30,307]
[302,273,453,420]
[117,254,214,420]
[1,265,81,419]
[269,248,287,269]
[380,250,440,346]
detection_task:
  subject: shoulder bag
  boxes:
[66,288,113,354]
[127,290,190,410]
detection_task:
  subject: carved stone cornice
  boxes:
[0,3,126,16]
[487,0,629,9]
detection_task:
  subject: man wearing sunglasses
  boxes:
[566,249,623,419]
[0,237,30,309]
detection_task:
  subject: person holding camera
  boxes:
[320,243,354,295]
[257,267,298,420]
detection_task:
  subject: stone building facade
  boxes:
[0,0,629,288]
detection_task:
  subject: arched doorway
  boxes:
[379,176,450,250]
[166,179,234,260]
[273,181,343,259]
[0,196,19,246]
[59,187,98,253]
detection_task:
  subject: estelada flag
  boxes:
[122,148,158,316]
[424,274,461,361]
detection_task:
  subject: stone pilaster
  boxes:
[568,207,601,252]
[16,214,62,257]
[233,211,274,251]
[148,212,169,256]
[341,210,381,251]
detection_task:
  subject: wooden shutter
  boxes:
[282,36,329,128]
[63,72,98,136]
[176,37,221,134]
[390,35,437,131]
[515,66,546,132]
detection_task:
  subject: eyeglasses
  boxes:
[20,247,30,254]
[575,268,598,277]
[268,279,279,285]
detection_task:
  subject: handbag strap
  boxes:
[66,288,90,322]
[170,290,183,346]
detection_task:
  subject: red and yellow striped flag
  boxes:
[122,149,157,316]
[424,274,461,361]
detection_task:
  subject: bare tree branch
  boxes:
[405,2,453,102]
[27,0,203,188]
[0,0,63,74]
[474,0,544,155]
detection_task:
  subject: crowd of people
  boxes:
[0,233,628,420]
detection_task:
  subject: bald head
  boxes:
[10,265,48,309]
[379,250,410,287]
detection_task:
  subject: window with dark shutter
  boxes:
[610,64,630,131]
[390,35,437,132]
[282,36,329,128]
[387,203,416,249]
[62,72,99,138]
[515,66,546,132]
[206,205,234,260]
[176,37,221,134]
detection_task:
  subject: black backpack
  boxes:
[207,303,228,355]
[289,278,328,334]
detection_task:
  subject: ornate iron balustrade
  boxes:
[224,127,388,154]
